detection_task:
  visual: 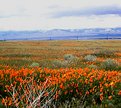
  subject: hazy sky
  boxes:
[0,0,121,30]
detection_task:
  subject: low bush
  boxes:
[84,55,97,62]
[93,49,115,58]
[30,62,40,67]
[51,54,81,68]
[64,54,76,61]
[51,60,67,68]
[100,59,119,70]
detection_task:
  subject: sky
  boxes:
[0,0,121,30]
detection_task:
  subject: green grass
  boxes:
[0,60,33,67]
[0,54,33,58]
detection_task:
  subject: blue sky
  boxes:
[0,0,121,30]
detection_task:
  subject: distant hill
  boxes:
[0,28,121,40]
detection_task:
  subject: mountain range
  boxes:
[0,28,121,40]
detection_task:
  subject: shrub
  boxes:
[84,55,97,62]
[93,49,115,57]
[100,59,119,70]
[51,60,67,68]
[64,54,75,61]
[63,54,81,68]
[2,78,56,108]
[30,62,40,67]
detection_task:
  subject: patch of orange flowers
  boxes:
[0,65,121,107]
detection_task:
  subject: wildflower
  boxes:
[118,90,121,96]
[64,91,68,95]
[59,84,64,89]
[109,82,114,87]
[100,87,103,93]
[70,90,73,93]
[1,98,6,105]
[104,83,109,88]
[100,93,103,101]
[108,96,112,100]
[86,91,89,95]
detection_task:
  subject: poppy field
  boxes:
[0,40,121,108]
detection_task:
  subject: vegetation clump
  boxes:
[51,54,80,68]
[88,64,98,69]
[51,60,67,68]
[84,55,97,62]
[93,49,115,57]
[0,66,121,107]
[30,62,40,67]
[63,54,81,67]
[100,59,119,70]
[64,54,76,61]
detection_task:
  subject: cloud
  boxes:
[52,6,121,18]
[1,14,121,30]
[0,0,121,18]
[0,0,121,30]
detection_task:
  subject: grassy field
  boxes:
[0,40,121,67]
[0,40,121,108]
